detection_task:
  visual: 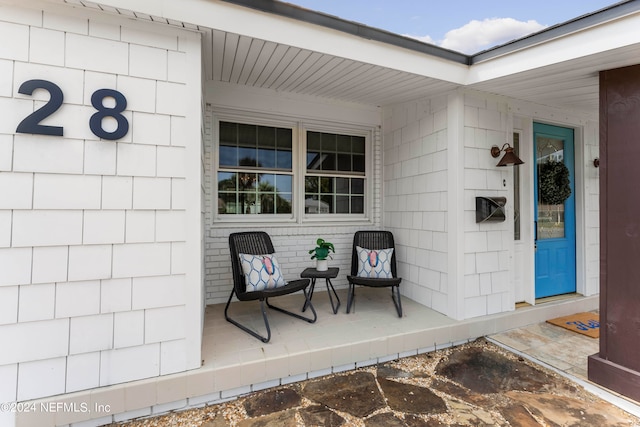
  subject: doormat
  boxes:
[546,312,599,338]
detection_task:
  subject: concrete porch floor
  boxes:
[20,287,635,426]
[202,287,603,397]
[203,287,640,418]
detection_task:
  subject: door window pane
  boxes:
[536,136,566,239]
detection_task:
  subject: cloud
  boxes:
[406,34,436,45]
[405,17,547,55]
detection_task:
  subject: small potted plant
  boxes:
[309,238,335,271]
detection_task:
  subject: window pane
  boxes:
[337,153,351,171]
[307,152,321,170]
[275,175,292,193]
[239,173,257,190]
[351,196,364,213]
[513,132,521,240]
[352,137,365,154]
[238,124,256,147]
[337,134,351,152]
[258,148,276,168]
[219,122,236,145]
[277,193,292,214]
[238,192,256,214]
[238,147,257,167]
[352,178,364,194]
[321,153,336,170]
[308,132,320,150]
[321,133,336,152]
[260,194,274,214]
[305,176,318,193]
[536,136,566,239]
[321,195,333,213]
[336,195,349,213]
[320,177,333,193]
[277,128,292,149]
[277,150,292,169]
[218,193,236,214]
[353,154,365,173]
[276,128,292,169]
[258,126,275,148]
[218,172,236,191]
[336,178,349,194]
[219,145,238,167]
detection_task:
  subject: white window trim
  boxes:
[212,111,374,225]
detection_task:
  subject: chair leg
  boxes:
[346,283,356,314]
[224,289,271,343]
[266,287,317,324]
[391,285,403,317]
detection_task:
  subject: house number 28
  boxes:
[15,79,129,140]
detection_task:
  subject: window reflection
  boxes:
[536,136,566,239]
[218,121,293,215]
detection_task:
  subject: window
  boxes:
[217,121,293,215]
[513,131,521,240]
[305,131,365,214]
[215,118,368,220]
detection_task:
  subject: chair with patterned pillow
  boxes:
[227,231,317,343]
[347,230,402,317]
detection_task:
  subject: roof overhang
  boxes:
[46,0,640,113]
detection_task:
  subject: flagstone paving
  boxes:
[111,338,640,426]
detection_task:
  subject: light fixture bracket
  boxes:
[490,145,503,158]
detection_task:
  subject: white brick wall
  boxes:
[0,1,203,406]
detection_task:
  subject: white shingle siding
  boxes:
[0,2,202,403]
[382,95,450,311]
[461,92,511,318]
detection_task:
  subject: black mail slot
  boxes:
[476,196,506,223]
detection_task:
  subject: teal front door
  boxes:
[534,123,576,298]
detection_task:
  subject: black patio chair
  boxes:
[226,231,317,343]
[347,230,403,317]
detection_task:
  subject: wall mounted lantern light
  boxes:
[491,143,524,166]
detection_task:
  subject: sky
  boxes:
[280,0,620,54]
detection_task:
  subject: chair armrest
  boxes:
[347,276,401,287]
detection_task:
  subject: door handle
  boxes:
[534,221,537,252]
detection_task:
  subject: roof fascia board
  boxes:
[467,10,640,84]
[90,0,470,85]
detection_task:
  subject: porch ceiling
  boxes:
[468,43,640,114]
[203,29,460,107]
[204,27,640,114]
